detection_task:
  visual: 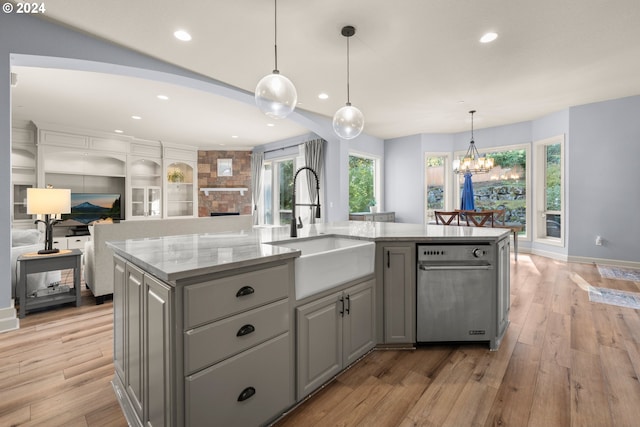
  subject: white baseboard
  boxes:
[531,247,569,262]
[0,300,19,333]
[568,255,640,269]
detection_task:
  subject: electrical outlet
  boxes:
[595,235,603,246]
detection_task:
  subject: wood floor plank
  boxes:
[483,342,541,427]
[598,345,640,427]
[570,349,613,427]
[527,359,570,427]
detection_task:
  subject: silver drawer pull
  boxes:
[236,324,255,337]
[235,286,255,297]
[237,386,256,402]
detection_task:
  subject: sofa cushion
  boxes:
[12,229,41,247]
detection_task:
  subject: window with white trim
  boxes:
[454,143,530,237]
[424,153,451,223]
[534,135,564,245]
[349,152,381,213]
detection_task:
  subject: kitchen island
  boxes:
[107,221,510,427]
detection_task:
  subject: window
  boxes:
[424,153,451,223]
[349,153,380,213]
[455,144,530,236]
[261,157,295,225]
[535,135,564,244]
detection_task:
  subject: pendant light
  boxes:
[453,110,494,175]
[333,25,364,140]
[255,0,297,119]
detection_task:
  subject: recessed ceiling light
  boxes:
[131,115,142,120]
[157,94,169,100]
[266,123,275,127]
[231,135,239,139]
[318,93,329,100]
[114,129,124,133]
[480,32,498,43]
[174,30,192,41]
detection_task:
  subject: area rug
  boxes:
[597,265,640,282]
[588,287,640,310]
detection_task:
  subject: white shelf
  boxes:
[200,187,248,196]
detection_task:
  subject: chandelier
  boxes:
[453,110,494,175]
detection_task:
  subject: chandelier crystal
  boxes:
[453,110,494,175]
[255,0,297,119]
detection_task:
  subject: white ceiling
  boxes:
[10,0,640,149]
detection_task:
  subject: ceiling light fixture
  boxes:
[318,93,329,100]
[255,0,297,120]
[131,115,142,120]
[453,110,494,175]
[157,95,169,100]
[480,32,498,43]
[174,30,192,42]
[333,25,364,140]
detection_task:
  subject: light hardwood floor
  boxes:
[2,255,640,426]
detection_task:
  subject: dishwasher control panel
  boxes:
[418,244,492,262]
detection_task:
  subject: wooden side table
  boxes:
[17,249,82,318]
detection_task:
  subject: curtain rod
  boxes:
[263,143,301,154]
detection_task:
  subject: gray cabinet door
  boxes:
[296,292,342,400]
[497,239,511,337]
[144,274,173,427]
[125,263,144,421]
[383,245,415,344]
[113,255,126,383]
[343,279,375,367]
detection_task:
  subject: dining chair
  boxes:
[434,211,460,226]
[461,210,494,227]
[492,209,506,226]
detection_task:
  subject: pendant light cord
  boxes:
[273,0,278,72]
[346,34,351,105]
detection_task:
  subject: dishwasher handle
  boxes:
[418,264,493,271]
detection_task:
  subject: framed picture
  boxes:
[217,158,233,176]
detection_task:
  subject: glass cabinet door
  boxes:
[147,187,161,217]
[166,161,194,217]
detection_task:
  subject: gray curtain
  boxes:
[304,139,325,223]
[250,152,264,225]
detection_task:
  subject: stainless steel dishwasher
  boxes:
[416,243,496,348]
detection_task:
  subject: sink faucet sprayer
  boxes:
[290,166,321,237]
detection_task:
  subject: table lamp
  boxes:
[27,187,71,254]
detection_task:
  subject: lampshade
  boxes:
[333,25,364,140]
[255,0,297,119]
[27,188,71,215]
[255,71,297,119]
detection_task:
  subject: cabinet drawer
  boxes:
[185,333,291,427]
[184,299,289,374]
[66,236,90,250]
[184,263,289,328]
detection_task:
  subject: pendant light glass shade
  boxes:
[255,71,297,119]
[333,103,364,139]
[255,0,297,119]
[333,25,364,140]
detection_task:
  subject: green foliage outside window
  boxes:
[349,156,375,213]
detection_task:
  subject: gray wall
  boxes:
[568,96,640,263]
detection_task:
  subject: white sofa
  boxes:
[83,215,254,303]
[11,229,62,298]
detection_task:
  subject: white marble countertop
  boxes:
[106,221,509,283]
